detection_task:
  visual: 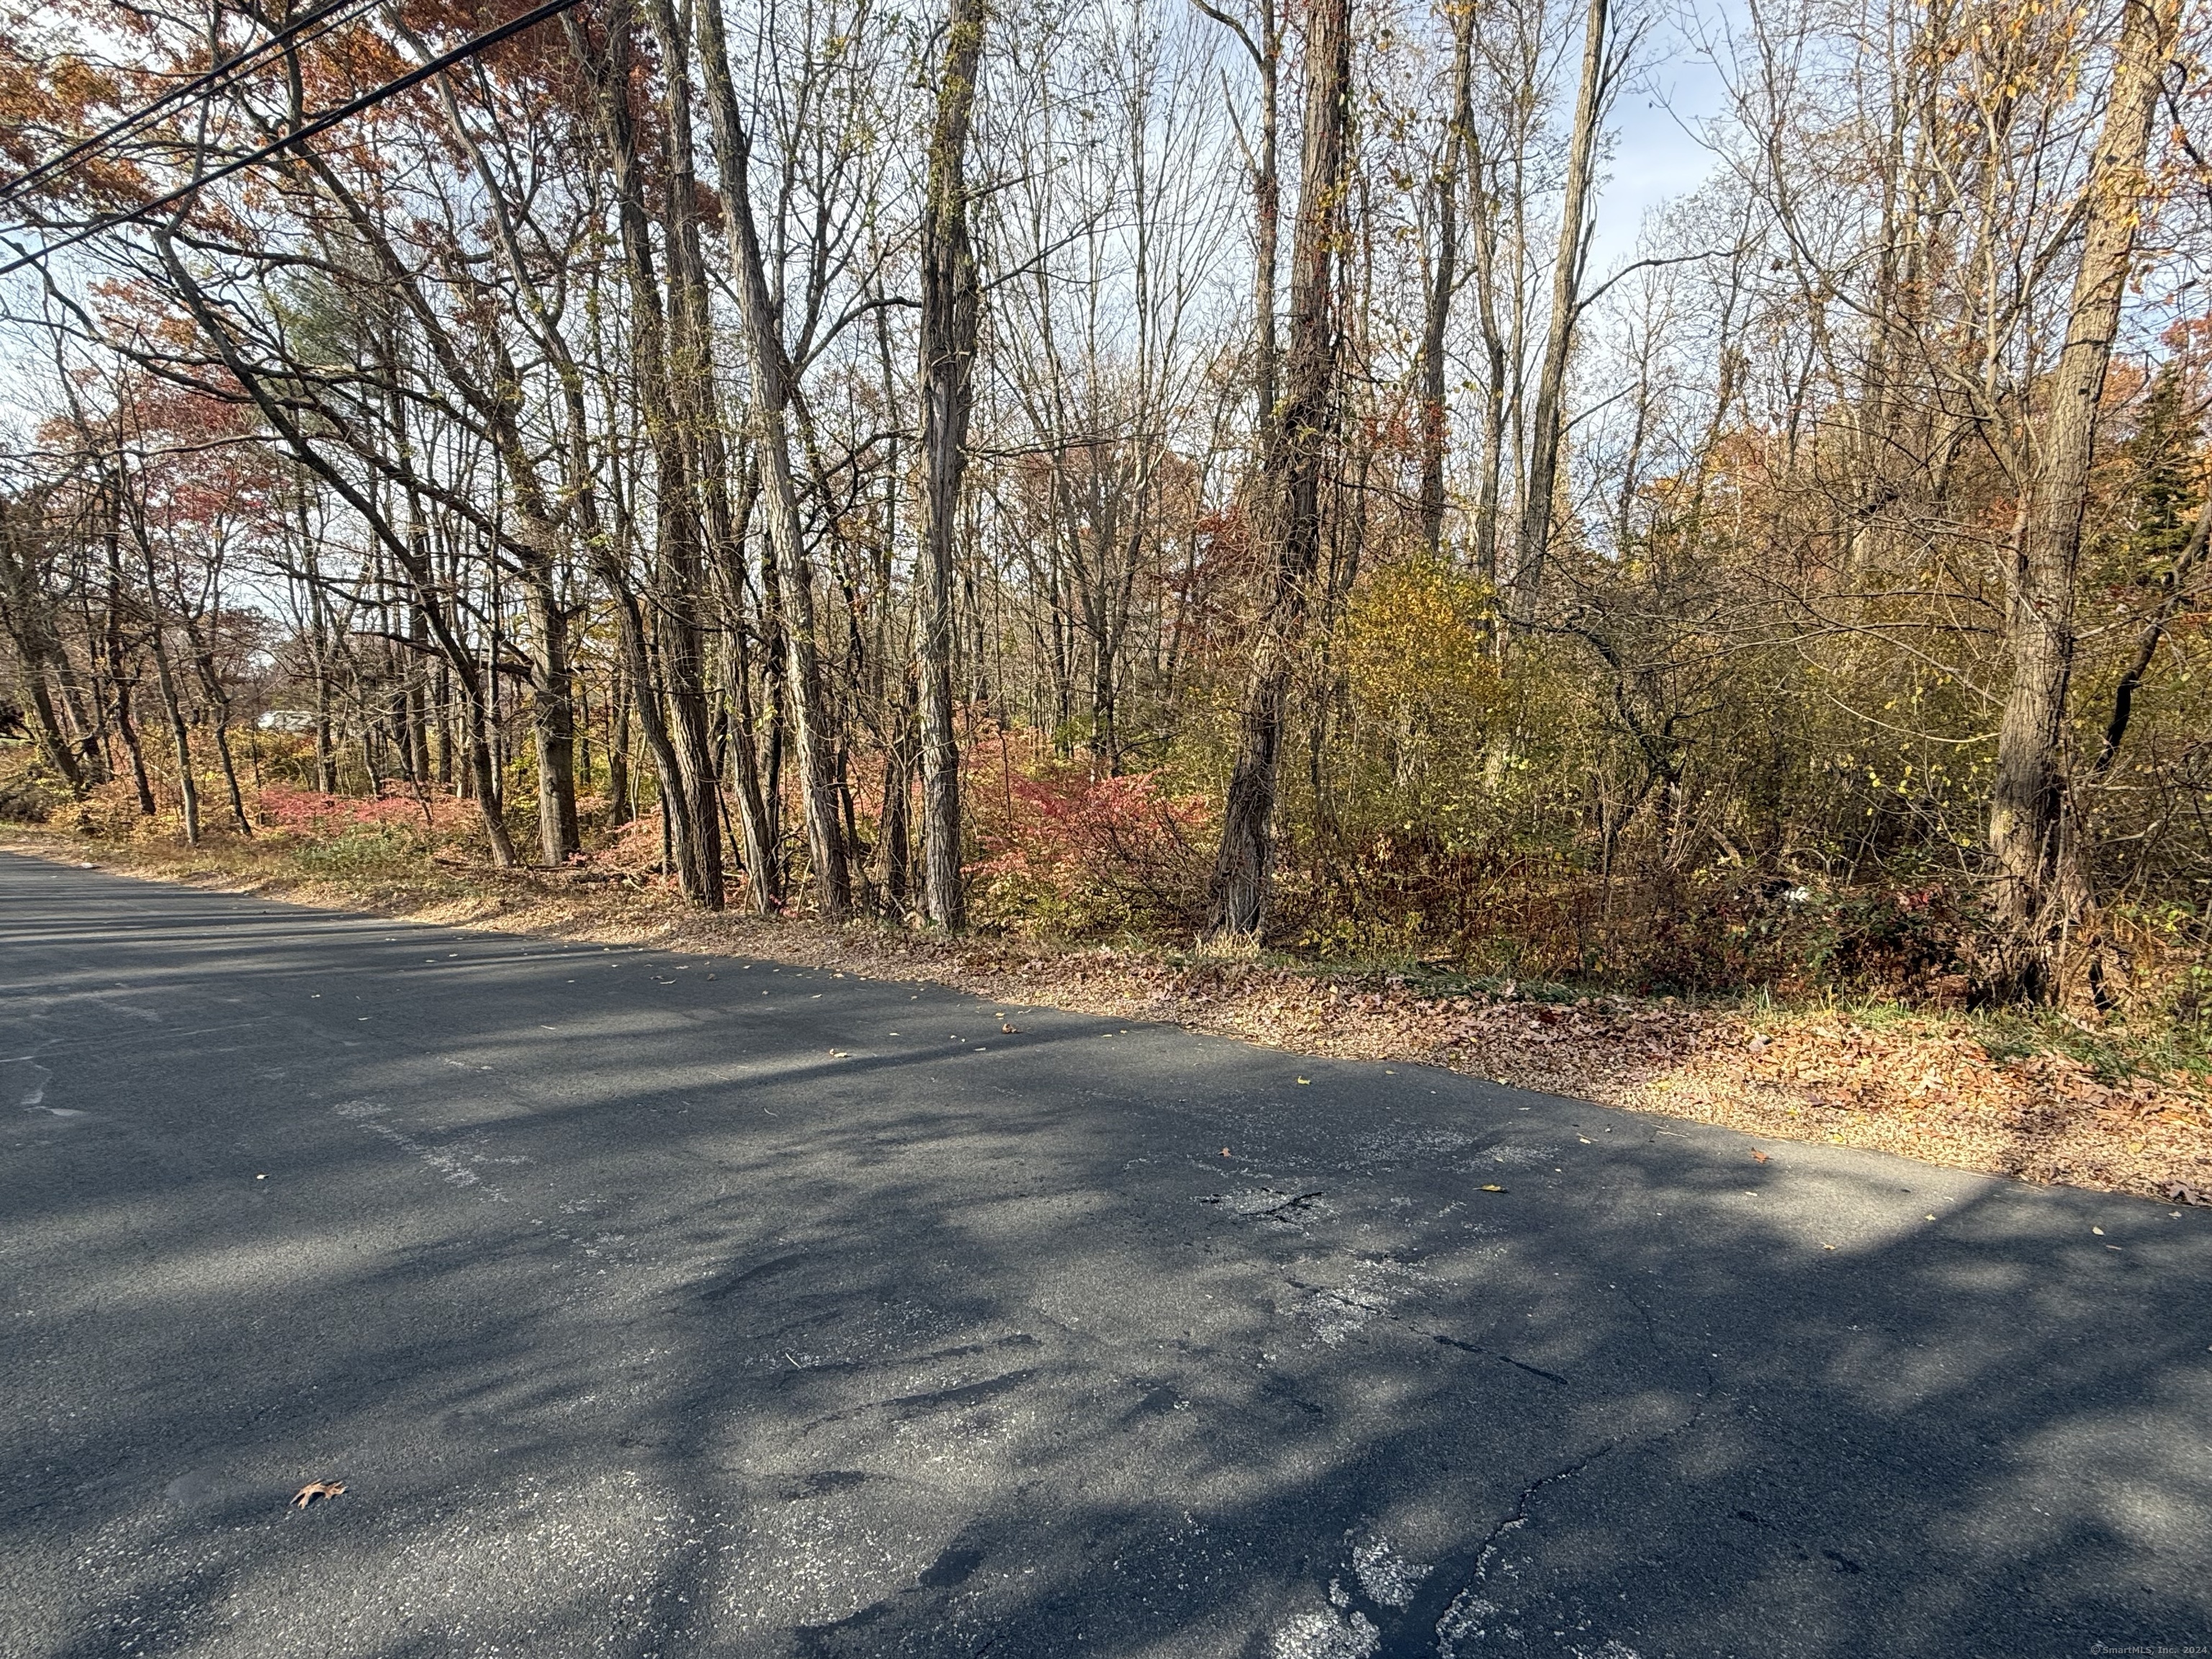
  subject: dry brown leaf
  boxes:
[291,1480,346,1509]
[1753,1150,1770,1164]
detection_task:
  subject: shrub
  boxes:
[290,823,422,876]
[971,763,1211,937]
[0,770,55,824]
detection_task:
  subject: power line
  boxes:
[0,0,584,282]
[0,0,387,207]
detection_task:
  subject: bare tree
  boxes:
[915,0,988,932]
[1984,0,2181,1001]
[1210,0,1352,938]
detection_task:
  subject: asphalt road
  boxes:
[4,850,2211,1659]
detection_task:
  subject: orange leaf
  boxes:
[291,1480,346,1509]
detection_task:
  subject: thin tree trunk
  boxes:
[2092,495,2212,779]
[518,572,578,864]
[608,661,632,826]
[1197,0,1280,454]
[99,501,158,814]
[714,465,780,912]
[145,617,198,844]
[1416,0,1474,554]
[1512,0,1609,620]
[876,670,918,914]
[186,631,251,835]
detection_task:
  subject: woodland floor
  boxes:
[6,824,2211,1212]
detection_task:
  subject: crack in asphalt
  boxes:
[1426,1331,1570,1387]
[1386,1443,1619,1659]
[1353,1282,1714,1655]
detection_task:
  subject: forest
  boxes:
[1,0,2208,1020]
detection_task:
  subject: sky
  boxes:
[1588,5,1736,274]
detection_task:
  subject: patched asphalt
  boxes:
[4,849,2211,1658]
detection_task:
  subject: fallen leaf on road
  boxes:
[1001,1023,1020,1033]
[2170,1182,2211,1207]
[1296,1077,1311,1085]
[1480,1184,1507,1193]
[291,1481,345,1509]
[828,1049,849,1058]
[1753,1151,1769,1164]
[1221,1148,1231,1156]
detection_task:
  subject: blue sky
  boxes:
[1591,6,1734,271]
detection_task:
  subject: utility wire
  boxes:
[0,0,583,281]
[0,0,387,207]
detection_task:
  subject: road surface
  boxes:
[4,850,2210,1658]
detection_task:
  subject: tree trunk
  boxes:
[1197,0,1280,455]
[0,496,88,795]
[519,570,579,864]
[1512,0,1609,620]
[646,0,738,908]
[608,660,632,826]
[1416,0,1474,554]
[145,616,199,844]
[915,0,986,932]
[98,503,157,815]
[1208,0,1350,939]
[706,461,778,913]
[184,621,251,836]
[693,0,852,921]
[1982,0,2177,1002]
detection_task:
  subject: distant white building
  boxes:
[257,710,316,732]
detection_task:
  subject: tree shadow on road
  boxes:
[5,875,2211,1658]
